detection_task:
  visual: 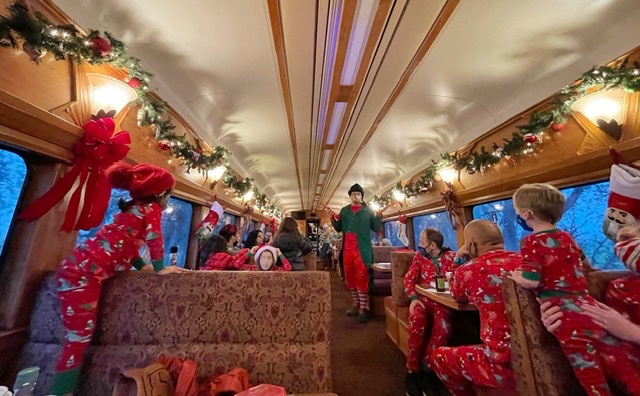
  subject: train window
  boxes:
[371,231,380,245]
[0,149,28,259]
[412,212,459,251]
[383,221,406,247]
[77,192,193,268]
[162,197,193,267]
[472,181,622,270]
[213,212,237,234]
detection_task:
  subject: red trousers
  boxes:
[407,298,451,371]
[430,345,515,396]
[343,244,368,293]
[550,295,640,396]
[51,249,124,395]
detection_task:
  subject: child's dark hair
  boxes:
[118,190,170,213]
[197,235,229,269]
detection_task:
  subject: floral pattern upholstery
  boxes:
[390,252,414,307]
[18,271,332,396]
[503,270,632,396]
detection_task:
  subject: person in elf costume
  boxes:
[403,227,456,395]
[328,183,387,323]
[430,220,519,396]
[50,163,186,395]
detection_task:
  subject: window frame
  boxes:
[0,146,30,269]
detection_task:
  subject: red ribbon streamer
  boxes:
[18,118,131,232]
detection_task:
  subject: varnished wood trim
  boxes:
[312,0,358,199]
[325,0,460,202]
[336,84,353,102]
[267,0,305,209]
[622,92,640,141]
[0,90,82,160]
[315,0,392,201]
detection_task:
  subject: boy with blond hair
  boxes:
[509,183,639,396]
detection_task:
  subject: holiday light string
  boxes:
[0,1,283,218]
[370,58,640,208]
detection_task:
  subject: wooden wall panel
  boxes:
[0,49,76,112]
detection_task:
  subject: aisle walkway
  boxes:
[329,271,407,396]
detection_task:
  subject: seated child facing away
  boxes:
[201,235,257,271]
[509,183,639,396]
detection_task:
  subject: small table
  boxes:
[371,262,391,273]
[415,284,477,311]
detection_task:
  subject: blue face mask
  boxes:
[517,215,533,232]
[418,247,429,258]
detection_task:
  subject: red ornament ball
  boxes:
[551,122,566,131]
[158,140,171,151]
[127,77,141,89]
[89,36,112,57]
[523,133,538,144]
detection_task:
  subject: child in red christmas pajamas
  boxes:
[51,163,186,395]
[509,183,640,396]
[431,220,519,396]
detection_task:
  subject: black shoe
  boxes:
[405,372,422,396]
[419,370,443,396]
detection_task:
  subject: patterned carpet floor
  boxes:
[328,271,407,396]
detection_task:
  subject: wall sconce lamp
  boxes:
[243,190,254,202]
[392,189,406,203]
[369,201,381,212]
[437,167,456,190]
[571,88,625,139]
[87,73,137,118]
[211,166,226,181]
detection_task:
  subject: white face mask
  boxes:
[614,238,640,272]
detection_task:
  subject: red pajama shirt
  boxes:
[52,202,165,394]
[430,250,519,396]
[520,230,640,396]
[404,250,456,371]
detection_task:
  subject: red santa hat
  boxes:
[607,164,640,219]
[107,162,174,198]
[398,215,408,224]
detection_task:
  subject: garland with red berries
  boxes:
[0,1,282,218]
[371,58,640,207]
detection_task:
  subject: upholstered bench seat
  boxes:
[18,271,333,396]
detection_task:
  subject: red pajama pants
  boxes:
[605,275,640,325]
[51,248,127,395]
[550,295,640,396]
[343,236,368,293]
[430,345,515,396]
[407,297,451,371]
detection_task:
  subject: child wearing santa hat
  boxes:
[254,245,292,271]
[50,162,186,396]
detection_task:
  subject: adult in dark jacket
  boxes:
[272,217,313,271]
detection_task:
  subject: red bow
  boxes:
[19,118,131,231]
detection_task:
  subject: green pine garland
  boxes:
[371,58,640,208]
[0,1,282,218]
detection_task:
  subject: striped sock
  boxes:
[358,292,369,312]
[350,289,359,309]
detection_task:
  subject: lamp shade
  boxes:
[437,167,456,185]
[87,73,137,116]
[571,89,625,126]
